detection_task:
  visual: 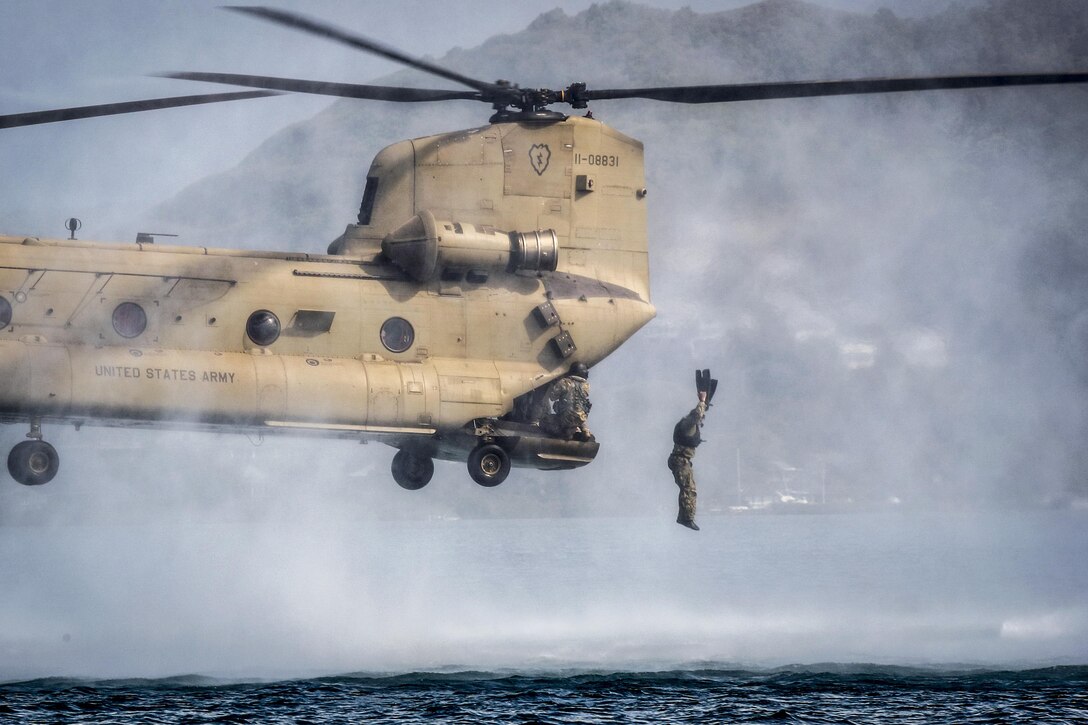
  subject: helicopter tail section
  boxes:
[496,116,652,302]
[332,115,651,304]
[563,117,651,302]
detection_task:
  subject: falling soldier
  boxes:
[539,362,593,441]
[668,369,716,530]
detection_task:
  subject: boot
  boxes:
[677,517,699,531]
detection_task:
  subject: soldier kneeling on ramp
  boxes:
[668,369,716,531]
[539,362,593,442]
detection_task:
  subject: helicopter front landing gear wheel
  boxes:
[8,440,60,486]
[467,443,510,487]
[391,449,434,490]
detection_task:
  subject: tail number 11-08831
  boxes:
[574,153,620,167]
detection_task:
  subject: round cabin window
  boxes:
[0,296,11,328]
[246,310,281,346]
[380,317,414,353]
[112,302,147,338]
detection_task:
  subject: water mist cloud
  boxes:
[1,1,1087,681]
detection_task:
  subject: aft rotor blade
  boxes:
[583,72,1088,104]
[225,6,500,95]
[163,72,481,102]
[0,90,279,129]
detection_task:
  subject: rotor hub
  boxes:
[486,81,588,120]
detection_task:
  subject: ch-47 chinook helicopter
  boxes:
[1,6,1086,491]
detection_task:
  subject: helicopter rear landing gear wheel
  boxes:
[8,440,60,486]
[467,443,510,487]
[391,449,434,490]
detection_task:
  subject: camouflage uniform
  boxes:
[668,401,706,528]
[540,374,592,440]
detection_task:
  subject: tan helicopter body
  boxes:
[0,115,653,487]
[1,6,1086,491]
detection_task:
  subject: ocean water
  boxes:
[2,666,1087,723]
[1,509,1086,721]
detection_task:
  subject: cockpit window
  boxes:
[357,176,379,225]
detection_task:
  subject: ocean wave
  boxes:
[2,665,1086,724]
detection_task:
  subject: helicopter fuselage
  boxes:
[0,115,656,487]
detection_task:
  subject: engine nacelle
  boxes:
[382,209,558,281]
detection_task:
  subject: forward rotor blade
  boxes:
[583,72,1088,104]
[163,72,481,102]
[225,6,500,95]
[0,90,279,129]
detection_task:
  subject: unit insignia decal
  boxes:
[529,144,552,175]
